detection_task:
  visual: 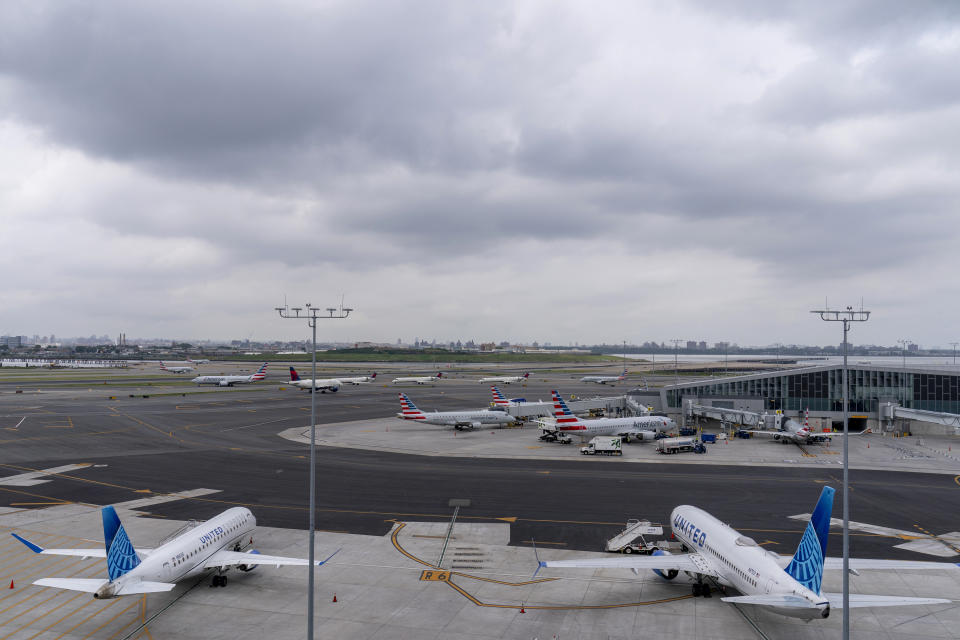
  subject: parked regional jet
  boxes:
[538,486,956,619]
[546,390,673,441]
[159,361,193,374]
[479,372,529,384]
[11,505,337,597]
[397,393,517,430]
[187,358,211,365]
[191,363,268,387]
[392,372,443,384]
[747,409,870,445]
[580,369,627,384]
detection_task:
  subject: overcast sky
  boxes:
[2,1,958,347]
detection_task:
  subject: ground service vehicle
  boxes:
[657,436,698,454]
[580,436,622,456]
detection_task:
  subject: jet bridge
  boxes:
[879,403,960,435]
[684,401,776,429]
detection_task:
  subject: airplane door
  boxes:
[765,578,775,594]
[162,562,171,580]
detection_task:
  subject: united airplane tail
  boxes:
[785,486,833,594]
[289,367,300,382]
[102,506,141,581]
[398,393,426,420]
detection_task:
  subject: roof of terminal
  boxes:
[662,362,960,390]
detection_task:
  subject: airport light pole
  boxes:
[811,306,870,640]
[951,342,959,366]
[274,302,352,640]
[898,339,910,405]
[670,339,683,386]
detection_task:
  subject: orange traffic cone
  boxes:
[8,580,13,589]
[519,604,525,614]
[332,593,337,603]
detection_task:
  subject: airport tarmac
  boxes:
[0,366,958,638]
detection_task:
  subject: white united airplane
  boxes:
[538,486,957,619]
[11,505,337,597]
[159,361,193,374]
[580,369,628,384]
[546,390,673,441]
[478,372,529,384]
[392,371,443,385]
[397,393,517,430]
[287,367,377,392]
[191,363,268,387]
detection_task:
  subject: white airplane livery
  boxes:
[397,393,517,430]
[539,486,956,619]
[11,505,337,597]
[580,369,627,384]
[159,361,193,374]
[187,358,211,364]
[286,367,377,392]
[748,410,869,445]
[392,372,443,385]
[191,363,268,387]
[549,390,674,441]
[479,372,529,384]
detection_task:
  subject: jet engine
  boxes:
[651,549,678,580]
[94,582,119,599]
[238,549,261,572]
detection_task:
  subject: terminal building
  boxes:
[630,363,960,435]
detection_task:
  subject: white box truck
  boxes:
[580,436,622,456]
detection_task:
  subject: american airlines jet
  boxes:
[580,369,627,384]
[548,390,673,441]
[11,505,337,597]
[397,393,516,430]
[191,363,268,387]
[539,486,956,619]
[479,372,529,384]
[159,361,194,374]
[392,372,443,384]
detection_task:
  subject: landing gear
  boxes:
[692,582,710,597]
[210,574,228,587]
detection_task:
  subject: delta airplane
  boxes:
[747,410,869,445]
[479,372,529,384]
[187,358,211,365]
[397,393,517,430]
[11,505,337,597]
[538,486,956,619]
[159,361,194,374]
[287,367,377,392]
[392,372,443,384]
[580,369,627,384]
[191,363,268,387]
[546,390,673,441]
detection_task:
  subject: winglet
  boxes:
[317,548,341,566]
[531,539,545,579]
[11,533,44,554]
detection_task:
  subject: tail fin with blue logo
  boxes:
[102,506,141,581]
[784,486,834,594]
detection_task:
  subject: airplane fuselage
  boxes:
[96,507,256,599]
[669,505,827,619]
[192,376,255,386]
[397,409,515,429]
[556,416,673,439]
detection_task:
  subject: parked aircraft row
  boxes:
[543,389,673,441]
[12,505,336,597]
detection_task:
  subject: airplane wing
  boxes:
[823,593,952,608]
[773,554,959,571]
[203,548,339,569]
[543,552,718,577]
[743,430,786,438]
[721,594,818,608]
[33,578,175,595]
[11,533,153,559]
